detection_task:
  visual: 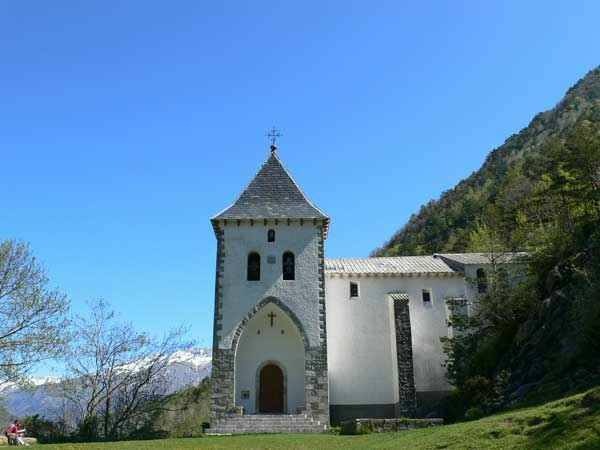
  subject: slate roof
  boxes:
[325,256,457,276]
[212,151,328,221]
[434,252,528,266]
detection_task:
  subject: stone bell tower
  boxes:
[209,142,330,433]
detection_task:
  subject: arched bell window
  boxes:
[247,252,261,281]
[282,251,295,281]
[476,268,487,293]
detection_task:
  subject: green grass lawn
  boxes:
[38,387,600,450]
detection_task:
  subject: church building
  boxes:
[209,143,523,433]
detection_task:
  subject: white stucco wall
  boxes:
[325,276,398,405]
[235,303,305,414]
[325,274,466,406]
[218,222,321,349]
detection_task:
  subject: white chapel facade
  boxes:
[209,145,519,432]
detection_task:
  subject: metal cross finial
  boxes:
[267,127,282,152]
[267,311,277,327]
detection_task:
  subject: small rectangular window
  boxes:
[350,282,359,298]
[422,290,431,304]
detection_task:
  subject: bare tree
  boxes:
[0,240,69,384]
[63,299,191,440]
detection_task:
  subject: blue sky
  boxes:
[1,1,598,354]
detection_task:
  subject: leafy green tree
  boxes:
[441,120,600,419]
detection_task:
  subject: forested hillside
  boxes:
[374,67,600,256]
[375,66,600,420]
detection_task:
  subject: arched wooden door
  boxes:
[259,364,284,413]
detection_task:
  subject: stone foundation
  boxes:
[330,403,397,425]
[414,390,452,416]
[340,417,443,435]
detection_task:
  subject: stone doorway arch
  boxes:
[234,301,302,414]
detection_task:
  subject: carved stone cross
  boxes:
[267,311,277,327]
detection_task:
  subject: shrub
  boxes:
[465,407,484,421]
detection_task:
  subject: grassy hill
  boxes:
[36,386,600,449]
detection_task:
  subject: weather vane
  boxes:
[267,127,282,152]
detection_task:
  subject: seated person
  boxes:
[14,421,28,446]
[5,420,18,445]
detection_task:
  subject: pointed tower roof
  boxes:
[212,150,328,224]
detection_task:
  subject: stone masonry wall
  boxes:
[303,225,329,420]
[340,417,443,435]
[394,297,417,417]
[218,221,322,349]
[211,227,235,419]
[211,221,329,426]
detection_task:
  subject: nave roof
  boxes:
[325,256,456,276]
[325,252,527,276]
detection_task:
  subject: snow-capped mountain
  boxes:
[0,348,212,419]
[162,348,212,394]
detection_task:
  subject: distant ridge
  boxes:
[374,66,600,256]
[0,348,212,420]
